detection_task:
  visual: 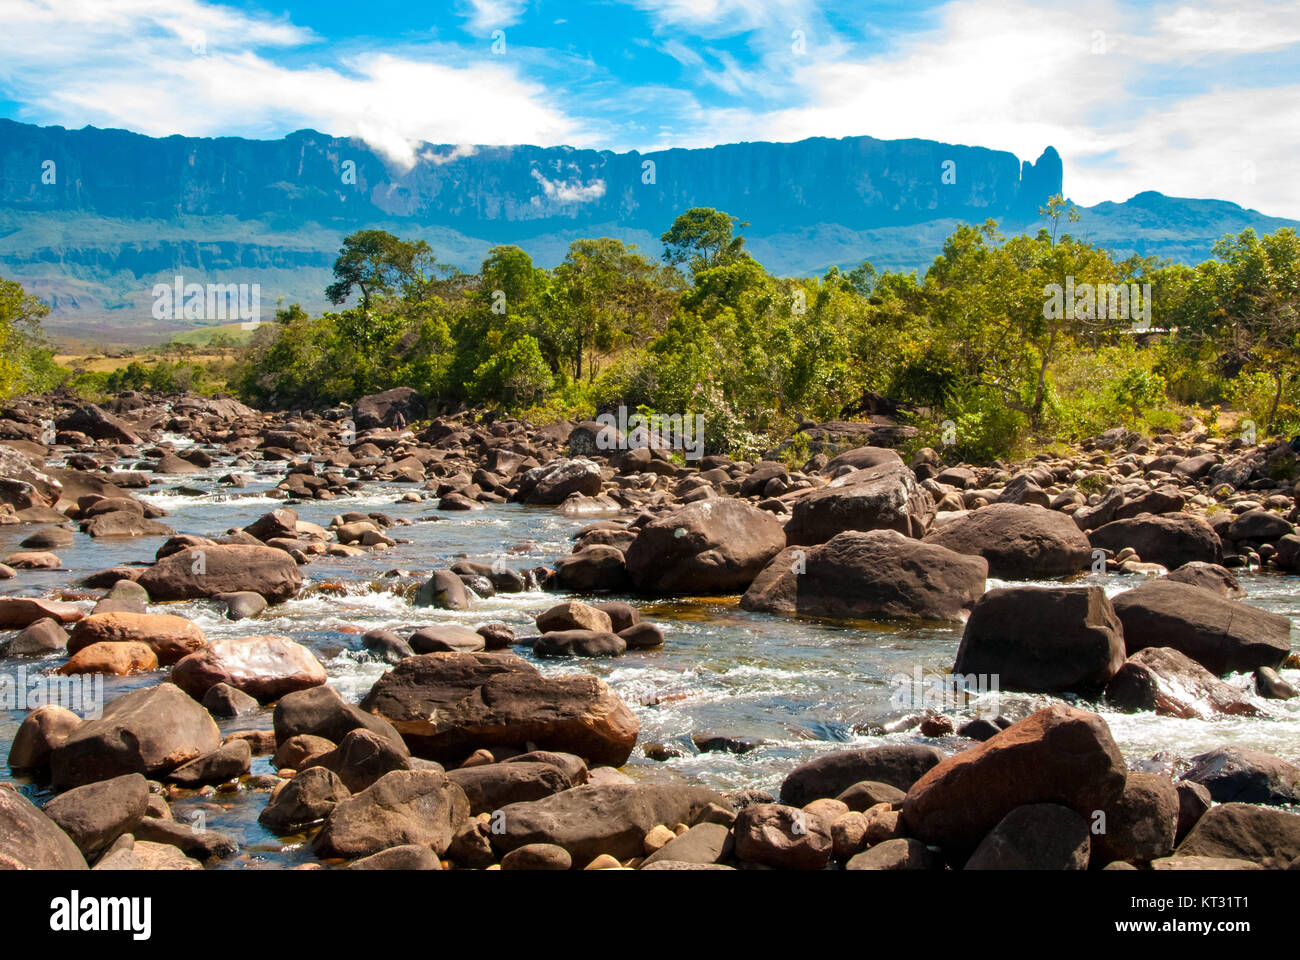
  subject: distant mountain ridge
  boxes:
[0,118,1295,342]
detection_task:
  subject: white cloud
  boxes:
[530,169,607,203]
[458,0,530,34]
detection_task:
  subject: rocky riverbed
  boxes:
[0,387,1298,871]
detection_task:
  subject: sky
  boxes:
[0,0,1298,217]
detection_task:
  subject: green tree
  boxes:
[660,208,748,276]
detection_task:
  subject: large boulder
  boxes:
[1110,580,1290,674]
[741,530,987,622]
[0,788,87,869]
[312,769,469,859]
[1091,773,1179,865]
[136,545,302,603]
[41,773,150,859]
[785,461,934,545]
[353,387,425,430]
[56,403,140,444]
[624,499,786,594]
[1105,647,1259,718]
[779,744,945,806]
[444,761,573,815]
[50,683,221,789]
[259,766,351,834]
[0,596,84,629]
[489,784,727,864]
[171,635,327,703]
[964,804,1091,869]
[516,459,603,506]
[1174,803,1300,865]
[953,586,1125,693]
[273,684,408,754]
[922,503,1093,579]
[361,652,639,767]
[733,803,833,870]
[67,612,207,666]
[1088,514,1222,569]
[1180,748,1300,806]
[902,705,1127,852]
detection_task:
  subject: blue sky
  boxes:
[2,0,1299,216]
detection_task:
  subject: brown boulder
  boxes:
[170,634,326,703]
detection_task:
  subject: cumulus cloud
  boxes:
[530,169,607,203]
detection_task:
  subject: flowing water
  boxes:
[2,448,1298,867]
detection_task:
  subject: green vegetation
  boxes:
[4,201,1298,464]
[0,276,62,396]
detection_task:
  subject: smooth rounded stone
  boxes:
[361,628,414,664]
[460,748,495,767]
[56,640,158,676]
[534,629,626,658]
[858,802,904,846]
[476,622,514,650]
[93,838,201,871]
[445,761,572,815]
[0,596,84,628]
[273,734,336,770]
[131,817,238,860]
[831,812,870,860]
[804,797,849,823]
[446,817,496,868]
[217,591,268,621]
[585,853,623,870]
[0,788,88,870]
[414,569,471,610]
[617,622,664,649]
[1110,580,1290,675]
[779,745,945,806]
[42,773,149,860]
[21,525,73,549]
[954,585,1125,693]
[202,682,261,718]
[591,601,640,632]
[172,634,327,703]
[312,770,470,860]
[964,803,1091,869]
[956,718,1002,741]
[166,739,252,786]
[743,530,987,622]
[902,705,1127,852]
[8,704,82,770]
[1175,781,1212,842]
[785,460,935,545]
[224,729,276,756]
[1159,561,1245,598]
[846,838,938,871]
[1255,666,1298,700]
[5,551,62,569]
[535,600,612,634]
[835,780,906,812]
[733,803,833,870]
[641,822,734,867]
[554,545,630,592]
[67,612,206,666]
[1227,508,1294,542]
[245,507,300,543]
[1088,772,1179,865]
[303,729,412,793]
[624,499,787,593]
[489,784,728,864]
[504,750,589,785]
[136,544,303,603]
[344,844,442,870]
[273,684,408,756]
[408,625,486,654]
[642,823,676,853]
[1173,803,1300,865]
[922,502,1092,578]
[259,766,351,834]
[1151,855,1265,870]
[51,683,222,789]
[360,651,637,766]
[516,457,602,505]
[1088,513,1222,569]
[1180,747,1300,805]
[1105,646,1258,719]
[3,616,70,656]
[501,842,573,870]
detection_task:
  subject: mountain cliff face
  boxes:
[0,118,1293,341]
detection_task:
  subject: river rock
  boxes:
[845,837,937,870]
[312,769,469,859]
[0,788,87,869]
[1089,772,1178,865]
[640,821,733,867]
[964,803,1091,869]
[954,586,1125,693]
[922,503,1092,578]
[1110,580,1290,674]
[536,600,612,633]
[166,739,252,785]
[902,705,1127,852]
[136,544,303,603]
[345,844,442,870]
[1174,803,1300,865]
[56,640,157,676]
[779,744,945,805]
[0,596,84,628]
[413,568,471,610]
[554,545,630,591]
[1180,747,1300,805]
[624,499,787,594]
[445,761,573,815]
[408,625,485,653]
[50,682,222,789]
[67,612,206,665]
[741,530,987,622]
[8,704,82,770]
[1088,514,1222,569]
[303,728,413,793]
[170,634,327,702]
[41,773,150,859]
[534,629,626,658]
[258,766,351,833]
[1159,561,1245,598]
[785,460,934,545]
[2,616,69,656]
[1105,647,1259,718]
[733,802,833,870]
[273,684,408,755]
[361,651,638,766]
